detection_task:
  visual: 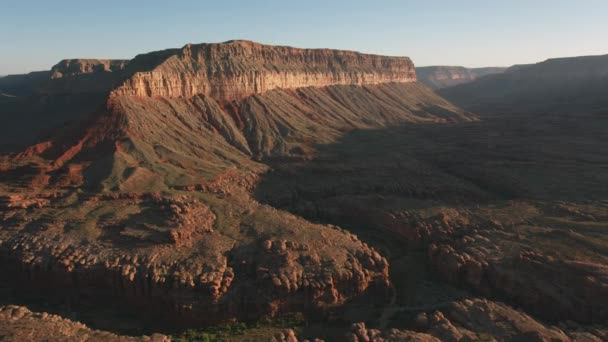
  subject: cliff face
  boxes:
[111,40,416,102]
[416,66,506,90]
[51,59,129,79]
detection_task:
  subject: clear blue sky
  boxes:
[2,0,608,75]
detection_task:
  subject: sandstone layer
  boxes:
[111,40,417,102]
[51,59,129,79]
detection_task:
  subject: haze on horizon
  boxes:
[2,0,608,75]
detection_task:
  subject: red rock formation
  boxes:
[271,329,301,342]
[0,305,169,341]
[422,299,572,342]
[0,191,391,328]
[428,239,608,324]
[345,299,607,342]
[51,59,128,79]
[346,322,439,341]
[111,40,416,102]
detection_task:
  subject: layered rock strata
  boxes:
[0,192,390,327]
[111,40,417,102]
[51,59,129,79]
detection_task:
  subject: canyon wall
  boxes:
[416,66,506,90]
[51,59,129,79]
[110,40,417,102]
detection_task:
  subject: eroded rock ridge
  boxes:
[111,40,417,102]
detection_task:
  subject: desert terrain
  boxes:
[0,40,607,341]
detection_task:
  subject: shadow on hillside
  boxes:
[254,114,608,219]
[0,71,123,154]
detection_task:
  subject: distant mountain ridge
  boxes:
[416,65,507,89]
[50,59,129,79]
[440,54,608,114]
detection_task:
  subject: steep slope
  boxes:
[0,71,51,97]
[416,66,506,90]
[0,59,129,154]
[440,54,608,114]
[0,41,473,334]
[2,41,470,194]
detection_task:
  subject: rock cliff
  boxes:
[416,66,506,90]
[0,192,390,328]
[111,40,417,102]
[51,59,128,78]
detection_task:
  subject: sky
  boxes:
[2,0,608,75]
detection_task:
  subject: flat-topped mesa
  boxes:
[110,40,417,102]
[51,59,129,79]
[416,66,507,90]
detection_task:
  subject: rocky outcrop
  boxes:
[0,305,169,341]
[51,59,128,79]
[346,299,607,342]
[419,299,578,342]
[111,40,416,102]
[0,191,390,328]
[416,66,506,90]
[0,193,52,209]
[251,231,390,312]
[424,299,569,341]
[271,329,301,342]
[346,322,439,341]
[428,237,608,324]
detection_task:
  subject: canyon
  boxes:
[1,41,607,341]
[416,66,506,90]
